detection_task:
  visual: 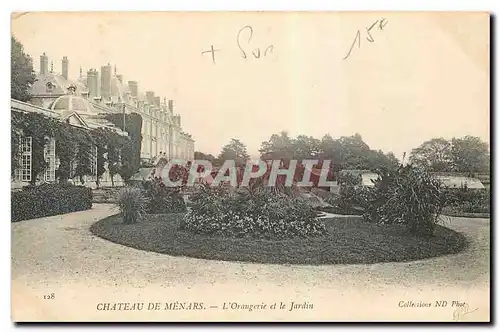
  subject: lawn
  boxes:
[90,213,468,265]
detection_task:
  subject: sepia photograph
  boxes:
[10,11,490,322]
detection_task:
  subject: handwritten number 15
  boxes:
[343,18,388,60]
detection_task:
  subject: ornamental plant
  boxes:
[182,183,327,239]
[117,186,147,224]
[141,178,187,214]
[363,165,446,237]
[324,172,370,215]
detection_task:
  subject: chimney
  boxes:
[146,91,155,106]
[154,96,161,107]
[86,69,99,98]
[62,56,69,80]
[40,52,48,75]
[100,63,112,99]
[128,81,138,97]
[168,100,174,113]
[116,74,123,84]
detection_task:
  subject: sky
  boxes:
[11,12,490,159]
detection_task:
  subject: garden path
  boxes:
[12,204,490,321]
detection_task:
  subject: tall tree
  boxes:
[337,133,372,169]
[318,134,342,170]
[366,150,400,171]
[450,136,489,174]
[292,135,321,160]
[218,138,249,166]
[259,131,294,160]
[194,151,216,163]
[385,152,400,167]
[258,131,398,172]
[11,36,36,102]
[409,138,452,172]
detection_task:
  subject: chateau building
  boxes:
[12,53,195,188]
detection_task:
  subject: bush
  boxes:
[117,186,146,224]
[363,165,445,237]
[337,171,362,187]
[141,178,187,214]
[11,183,92,222]
[324,172,371,215]
[442,187,490,214]
[181,184,327,239]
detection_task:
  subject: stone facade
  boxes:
[28,53,195,162]
[12,53,195,189]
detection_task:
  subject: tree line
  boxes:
[196,132,490,175]
[196,132,399,172]
[409,136,489,174]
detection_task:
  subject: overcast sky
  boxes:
[12,12,490,159]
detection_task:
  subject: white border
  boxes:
[4,0,499,11]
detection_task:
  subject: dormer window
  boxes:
[66,84,77,95]
[46,81,55,92]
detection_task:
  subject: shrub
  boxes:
[324,172,370,215]
[442,187,490,214]
[337,171,362,187]
[363,165,445,237]
[141,178,187,214]
[182,183,327,239]
[117,186,146,224]
[11,183,92,222]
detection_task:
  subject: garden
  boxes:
[321,170,490,219]
[90,164,468,265]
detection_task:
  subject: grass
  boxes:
[90,213,468,265]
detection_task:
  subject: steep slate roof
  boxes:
[30,73,88,96]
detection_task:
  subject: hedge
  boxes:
[11,183,93,222]
[442,187,490,214]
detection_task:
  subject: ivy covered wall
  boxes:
[104,112,143,183]
[11,111,140,186]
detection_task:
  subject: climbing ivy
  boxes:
[89,128,109,186]
[53,121,79,182]
[104,113,143,184]
[90,127,128,186]
[11,111,138,186]
[12,112,57,184]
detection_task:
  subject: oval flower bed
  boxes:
[90,213,468,265]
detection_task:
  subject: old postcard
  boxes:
[11,11,490,322]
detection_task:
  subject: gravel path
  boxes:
[11,204,490,322]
